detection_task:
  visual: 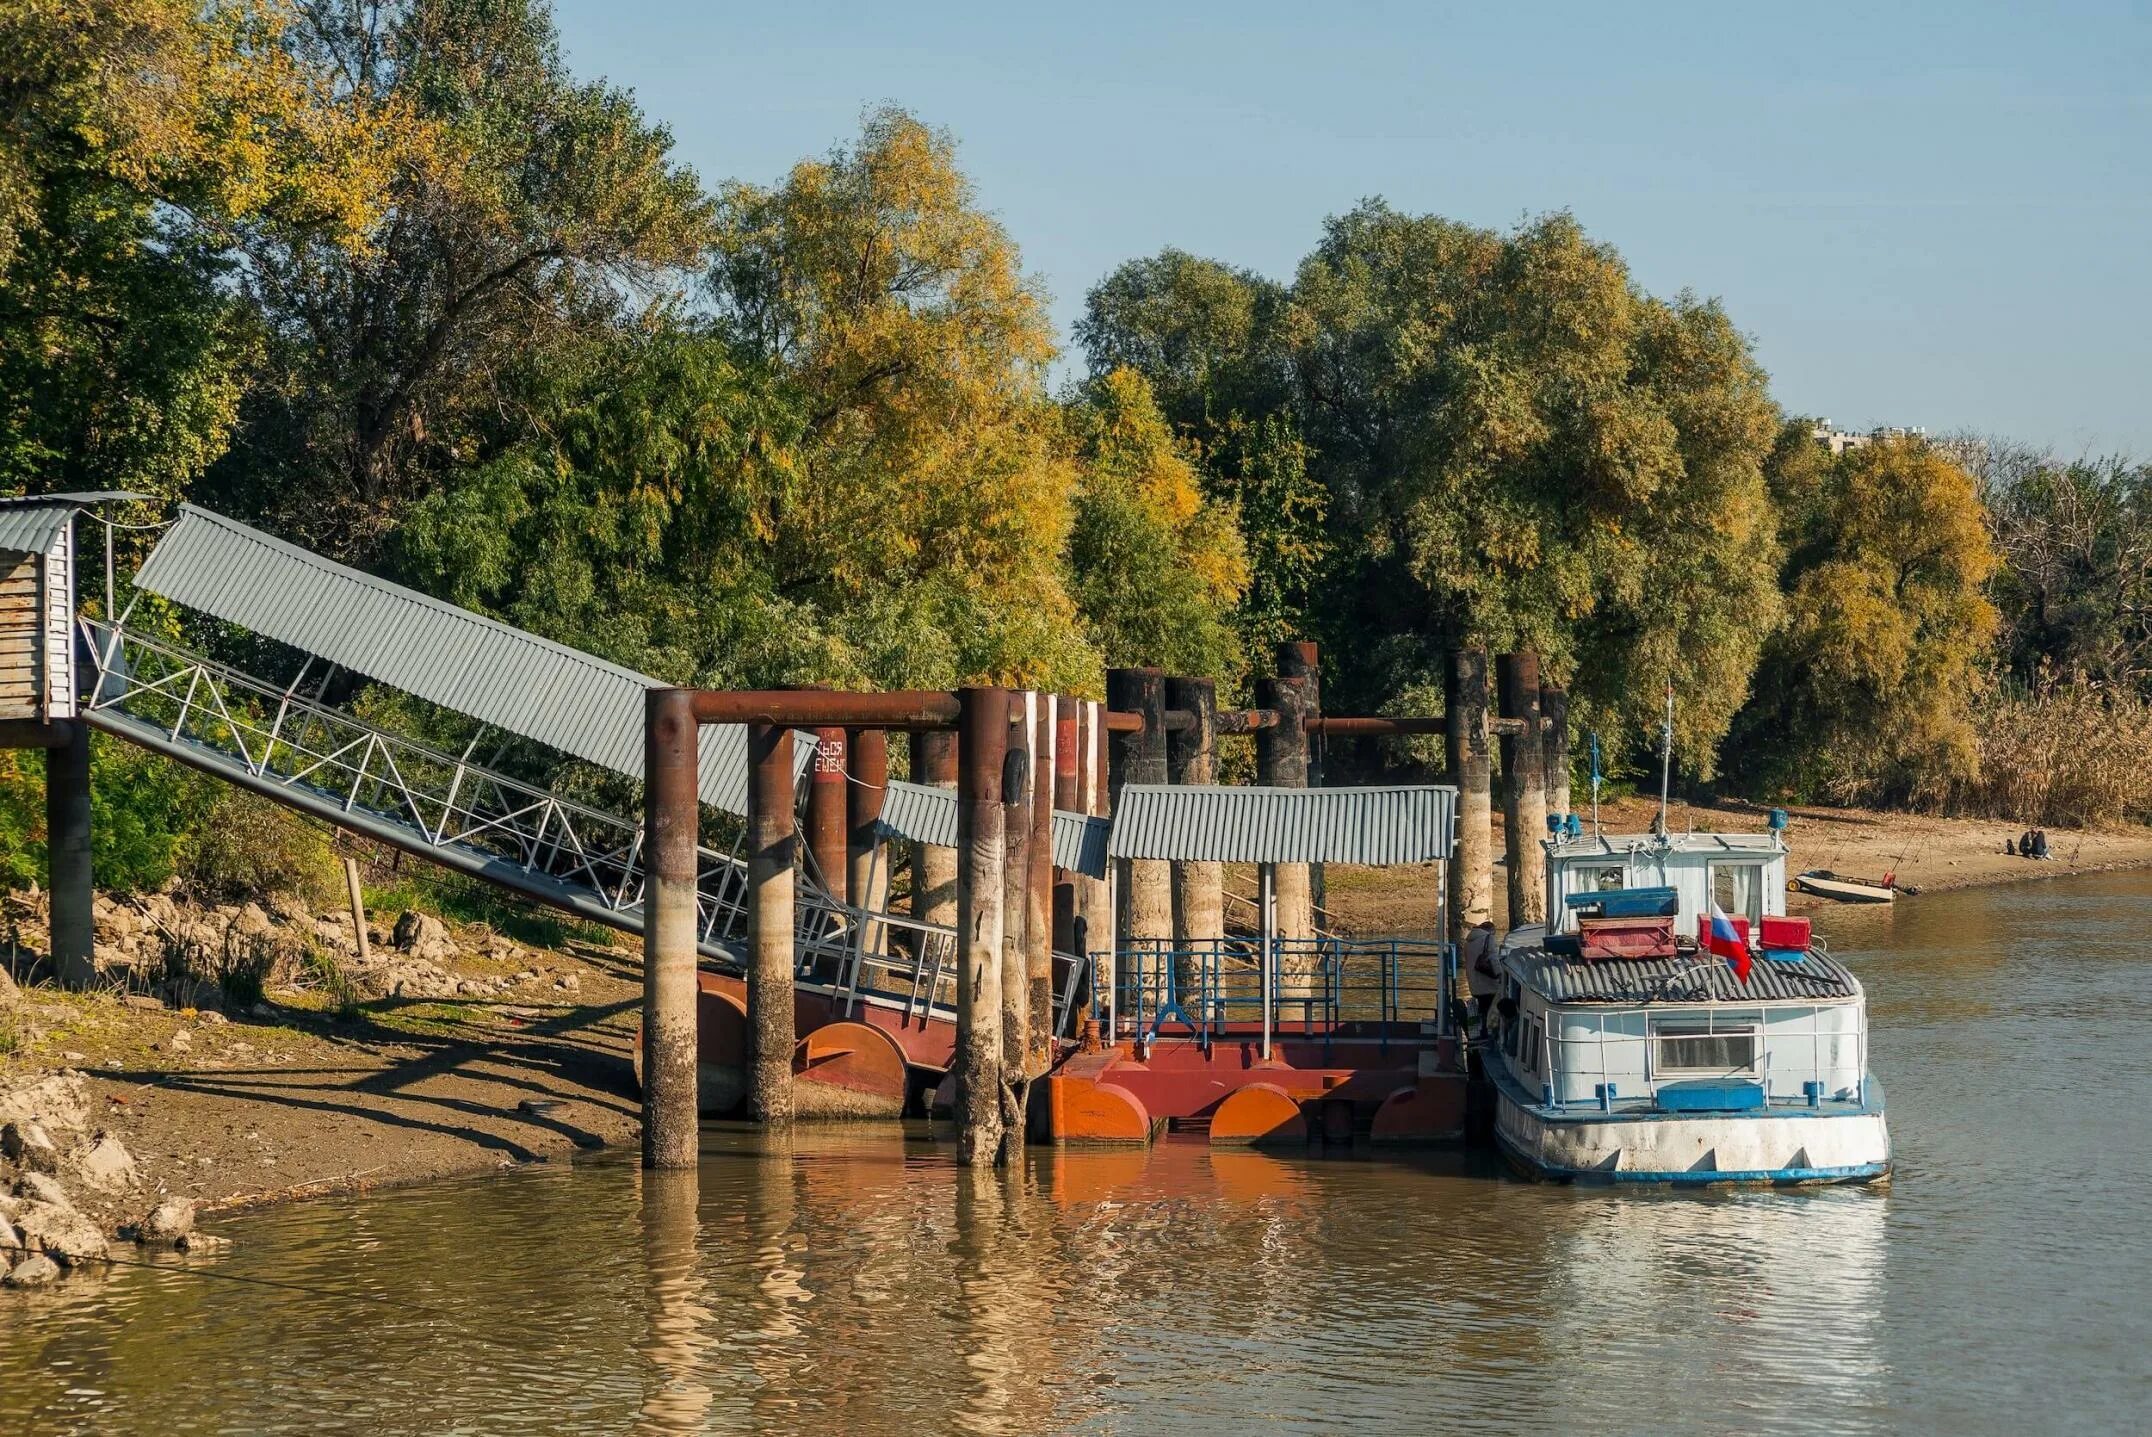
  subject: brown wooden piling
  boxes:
[1541,686,1571,826]
[806,723,849,902]
[746,720,799,1126]
[955,687,1009,1165]
[1081,699,1114,1026]
[1497,653,1547,930]
[1445,648,1495,946]
[1165,676,1223,963]
[1106,668,1173,958]
[846,726,889,953]
[911,730,958,926]
[642,689,703,1167]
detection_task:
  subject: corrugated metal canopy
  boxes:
[1106,784,1456,865]
[873,778,1109,879]
[132,504,776,815]
[1510,949,1858,1004]
[0,500,77,556]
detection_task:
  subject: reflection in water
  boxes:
[3,873,2149,1435]
[638,1167,712,1436]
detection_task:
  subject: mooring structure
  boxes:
[3,494,1578,1171]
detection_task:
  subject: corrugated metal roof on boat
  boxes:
[1105,784,1456,865]
[873,779,1109,879]
[131,504,773,814]
[1510,948,1859,1004]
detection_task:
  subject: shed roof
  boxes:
[1105,783,1456,865]
[874,778,1109,879]
[0,499,79,556]
[132,504,773,814]
[1509,948,1859,1004]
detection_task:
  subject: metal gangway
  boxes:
[74,615,1072,1039]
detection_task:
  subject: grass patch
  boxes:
[363,871,617,952]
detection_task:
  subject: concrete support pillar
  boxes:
[747,721,798,1127]
[1106,668,1172,958]
[1445,649,1495,946]
[911,731,958,926]
[1165,676,1223,957]
[1027,696,1055,1077]
[954,687,1008,1166]
[1254,671,1315,993]
[846,727,889,954]
[806,724,848,902]
[641,690,702,1168]
[45,721,95,989]
[1000,693,1033,1156]
[1541,686,1572,824]
[1497,653,1547,931]
[1276,642,1324,925]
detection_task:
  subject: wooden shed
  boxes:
[0,498,80,724]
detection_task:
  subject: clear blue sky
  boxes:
[553,0,2151,456]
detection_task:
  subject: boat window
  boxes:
[1653,1023,1758,1074]
[1709,863,1764,923]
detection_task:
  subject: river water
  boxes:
[4,873,2149,1435]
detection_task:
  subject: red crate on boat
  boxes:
[1695,913,1752,947]
[1577,915,1677,961]
[1759,915,1812,952]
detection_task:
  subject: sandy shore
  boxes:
[2,935,643,1232]
[1313,793,2152,935]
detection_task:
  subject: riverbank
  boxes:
[1,911,643,1249]
[1314,793,2152,934]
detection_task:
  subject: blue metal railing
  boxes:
[1090,937,1456,1057]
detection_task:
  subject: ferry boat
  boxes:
[1481,823,1890,1185]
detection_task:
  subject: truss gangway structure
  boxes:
[61,504,1114,1050]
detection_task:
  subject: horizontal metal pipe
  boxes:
[1103,711,1145,733]
[682,688,960,728]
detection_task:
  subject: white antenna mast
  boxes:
[1655,684,1674,837]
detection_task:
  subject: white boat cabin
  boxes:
[1493,830,1871,1118]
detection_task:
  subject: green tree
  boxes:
[0,0,412,503]
[208,0,714,559]
[1728,430,1999,804]
[1084,205,1783,767]
[1979,446,2152,692]
[1064,367,1248,677]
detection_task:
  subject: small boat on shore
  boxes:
[1793,869,1896,904]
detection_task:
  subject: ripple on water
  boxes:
[5,874,2151,1435]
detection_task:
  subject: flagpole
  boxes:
[1655,684,1674,837]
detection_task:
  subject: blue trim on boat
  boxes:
[1483,1055,1886,1124]
[1491,1123,1890,1185]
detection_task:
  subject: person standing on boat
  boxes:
[1466,921,1501,1034]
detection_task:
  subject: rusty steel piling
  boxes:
[641,689,703,1168]
[1276,642,1325,926]
[1027,696,1056,1080]
[999,693,1033,1156]
[1497,653,1547,929]
[1254,671,1316,989]
[1541,686,1572,823]
[806,723,849,903]
[847,726,889,955]
[954,687,1009,1165]
[1106,669,1173,956]
[1446,648,1495,945]
[911,730,958,926]
[1165,676,1223,959]
[747,720,799,1127]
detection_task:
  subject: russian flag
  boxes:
[1705,901,1753,984]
